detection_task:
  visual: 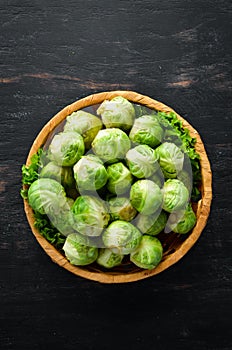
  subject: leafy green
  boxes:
[33,211,66,250]
[20,189,29,200]
[21,149,42,184]
[21,148,49,199]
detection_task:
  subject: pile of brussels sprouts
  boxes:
[22,96,200,271]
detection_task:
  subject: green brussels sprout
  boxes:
[49,197,75,237]
[155,142,184,178]
[130,180,163,215]
[64,110,102,149]
[71,195,110,236]
[108,196,137,222]
[168,204,197,234]
[162,179,189,213]
[136,210,168,236]
[73,154,108,192]
[39,161,75,189]
[63,233,98,266]
[129,114,164,147]
[126,144,159,179]
[97,96,135,131]
[107,162,133,195]
[28,178,68,215]
[102,221,142,255]
[92,128,131,164]
[130,235,163,270]
[48,131,85,166]
[96,248,123,268]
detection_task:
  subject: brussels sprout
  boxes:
[107,162,133,195]
[162,179,189,213]
[108,196,137,222]
[48,131,85,166]
[92,128,131,163]
[130,180,163,215]
[155,142,184,178]
[63,233,98,266]
[129,114,164,147]
[64,110,102,149]
[168,204,197,234]
[97,96,135,131]
[28,178,68,215]
[130,235,163,270]
[96,248,123,268]
[71,195,110,236]
[49,197,75,237]
[102,221,142,255]
[136,210,168,236]
[73,154,108,192]
[126,144,159,178]
[39,161,75,189]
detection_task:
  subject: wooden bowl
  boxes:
[23,91,212,283]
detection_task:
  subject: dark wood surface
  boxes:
[1,1,231,349]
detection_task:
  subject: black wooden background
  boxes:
[1,1,231,349]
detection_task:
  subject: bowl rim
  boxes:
[23,90,212,283]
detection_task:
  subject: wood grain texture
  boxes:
[0,0,231,349]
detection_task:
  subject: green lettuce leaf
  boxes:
[20,148,48,199]
[33,211,66,250]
